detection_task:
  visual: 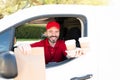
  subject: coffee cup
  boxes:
[79,37,89,49]
[65,39,76,50]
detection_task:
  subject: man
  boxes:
[18,21,83,64]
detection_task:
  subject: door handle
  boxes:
[70,74,93,80]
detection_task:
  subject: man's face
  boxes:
[46,27,60,43]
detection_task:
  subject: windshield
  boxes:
[0,28,14,52]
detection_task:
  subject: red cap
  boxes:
[46,21,60,30]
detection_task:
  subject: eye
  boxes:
[55,31,59,33]
[49,30,53,33]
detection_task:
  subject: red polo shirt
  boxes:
[30,38,67,64]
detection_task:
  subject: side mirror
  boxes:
[0,51,18,79]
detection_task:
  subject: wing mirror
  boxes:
[0,51,18,79]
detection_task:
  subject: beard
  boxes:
[48,36,59,43]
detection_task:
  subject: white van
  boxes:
[0,5,120,80]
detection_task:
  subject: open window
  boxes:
[14,15,88,68]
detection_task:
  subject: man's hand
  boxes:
[66,48,84,58]
[17,44,32,55]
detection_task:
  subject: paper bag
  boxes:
[14,47,46,80]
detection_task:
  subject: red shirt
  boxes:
[30,38,67,64]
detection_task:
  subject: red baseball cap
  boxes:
[46,21,60,30]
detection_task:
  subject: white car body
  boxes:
[0,5,120,80]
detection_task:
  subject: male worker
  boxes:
[18,21,83,64]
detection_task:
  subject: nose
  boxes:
[51,31,56,36]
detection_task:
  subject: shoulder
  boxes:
[57,40,66,46]
[30,39,46,47]
[57,40,67,50]
[57,39,65,43]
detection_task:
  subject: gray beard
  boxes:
[48,36,58,43]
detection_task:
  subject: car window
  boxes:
[0,28,15,52]
[15,17,85,43]
[14,16,87,67]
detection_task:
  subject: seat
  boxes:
[64,27,81,47]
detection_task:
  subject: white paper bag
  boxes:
[14,47,46,80]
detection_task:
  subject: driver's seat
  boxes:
[64,27,81,47]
